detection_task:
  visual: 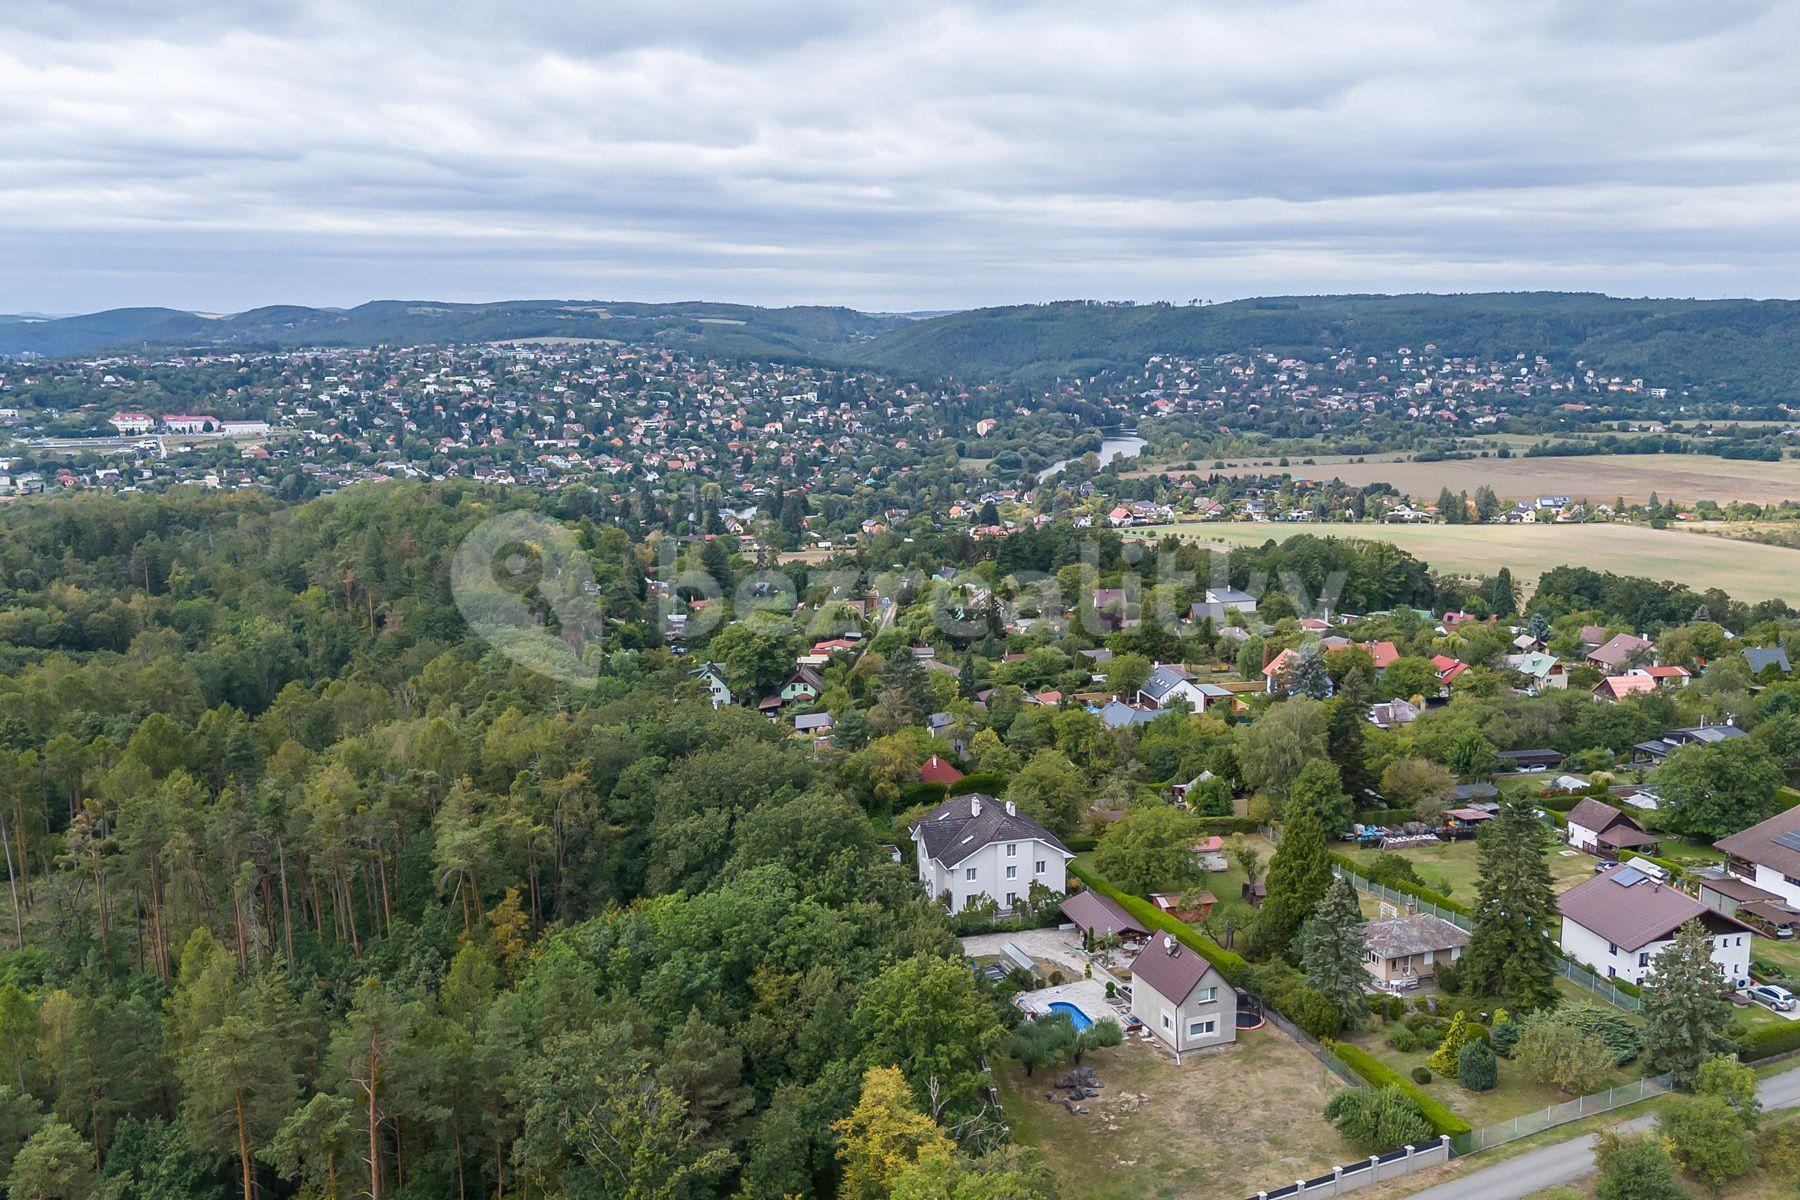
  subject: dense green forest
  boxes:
[9,293,1800,405]
[0,485,1040,1200]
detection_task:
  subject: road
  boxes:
[1403,1063,1800,1200]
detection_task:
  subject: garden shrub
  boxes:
[1330,1043,1471,1138]
[1388,1026,1419,1053]
[1516,1003,1638,1066]
[1286,985,1344,1040]
[1457,1039,1497,1091]
[1490,1018,1521,1058]
[1411,1066,1432,1085]
[1323,1085,1435,1154]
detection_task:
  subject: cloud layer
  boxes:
[5,0,1800,312]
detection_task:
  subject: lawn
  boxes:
[997,1029,1359,1200]
[1341,1010,1644,1130]
[1132,520,1800,603]
[1339,837,1595,903]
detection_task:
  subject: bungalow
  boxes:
[1363,913,1469,987]
[1060,890,1149,943]
[1430,654,1469,686]
[1097,699,1166,729]
[1128,932,1238,1059]
[1631,721,1748,764]
[1565,799,1660,860]
[1593,674,1657,704]
[1495,748,1564,772]
[1205,587,1259,614]
[1367,698,1421,729]
[1509,651,1567,693]
[1360,641,1401,671]
[1191,835,1229,872]
[1557,867,1753,986]
[1716,808,1800,909]
[793,711,835,736]
[1588,633,1655,676]
[779,667,826,704]
[909,794,1072,913]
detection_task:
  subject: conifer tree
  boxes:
[1642,920,1736,1088]
[1251,810,1334,960]
[1300,875,1367,1028]
[1460,795,1558,1010]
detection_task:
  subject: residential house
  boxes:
[1362,913,1469,987]
[1430,654,1469,686]
[1508,651,1567,693]
[1128,932,1238,1059]
[1631,721,1748,764]
[1557,868,1753,986]
[1746,647,1794,676]
[1205,587,1259,614]
[918,754,963,786]
[1695,872,1800,937]
[1495,748,1564,772]
[1096,699,1166,729]
[1191,835,1228,872]
[1717,808,1800,909]
[778,667,826,704]
[909,794,1072,913]
[1565,798,1660,860]
[1137,663,1233,713]
[1593,674,1657,703]
[1367,698,1422,729]
[1587,633,1655,676]
[690,662,733,710]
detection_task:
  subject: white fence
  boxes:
[1244,1137,1453,1199]
[1452,1073,1673,1155]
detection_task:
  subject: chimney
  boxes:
[1005,800,1016,816]
[970,797,982,817]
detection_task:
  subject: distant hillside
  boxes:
[0,299,911,361]
[8,292,1800,404]
[851,293,1800,401]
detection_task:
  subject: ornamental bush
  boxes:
[1457,1039,1497,1091]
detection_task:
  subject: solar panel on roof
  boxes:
[1611,867,1645,887]
[1772,830,1800,854]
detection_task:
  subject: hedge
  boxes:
[1330,852,1473,917]
[1354,807,1417,827]
[947,771,1010,798]
[1738,1021,1800,1063]
[1068,862,1247,985]
[1330,1041,1472,1138]
[1191,816,1262,836]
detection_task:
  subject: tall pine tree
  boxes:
[1300,875,1367,1029]
[1461,795,1559,1010]
[1642,920,1736,1088]
[1251,809,1333,961]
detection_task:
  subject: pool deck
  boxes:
[1017,979,1126,1028]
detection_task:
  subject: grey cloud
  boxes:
[4,0,1800,312]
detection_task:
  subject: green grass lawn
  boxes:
[1343,1012,1644,1130]
[998,1030,1358,1200]
[1339,837,1595,903]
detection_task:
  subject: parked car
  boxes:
[1747,984,1797,1012]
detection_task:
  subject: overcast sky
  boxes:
[5,0,1800,313]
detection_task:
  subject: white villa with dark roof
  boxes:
[1717,808,1800,909]
[1135,663,1234,713]
[909,793,1072,913]
[1128,931,1238,1059]
[1557,867,1753,987]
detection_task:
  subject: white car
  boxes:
[1747,984,1797,1012]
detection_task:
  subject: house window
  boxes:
[1161,1012,1173,1032]
[964,867,977,881]
[1188,1019,1216,1038]
[1194,986,1216,1004]
[1785,874,1800,888]
[1607,943,1617,956]
[1638,952,1650,968]
[1005,892,1017,908]
[1006,865,1017,880]
[1035,860,1047,874]
[1006,843,1018,857]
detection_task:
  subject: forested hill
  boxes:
[0,299,910,360]
[10,291,1800,402]
[849,294,1800,395]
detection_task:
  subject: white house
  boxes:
[1564,798,1660,861]
[1136,663,1233,713]
[1557,868,1753,987]
[1717,808,1800,909]
[909,794,1072,913]
[1204,587,1258,614]
[689,662,733,710]
[1128,932,1238,1059]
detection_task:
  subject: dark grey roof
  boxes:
[1060,890,1148,938]
[909,794,1071,868]
[1139,665,1190,701]
[1364,913,1467,958]
[1098,699,1165,728]
[1745,647,1792,674]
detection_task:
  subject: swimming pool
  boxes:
[1046,1001,1095,1030]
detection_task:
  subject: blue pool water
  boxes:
[1046,1001,1095,1030]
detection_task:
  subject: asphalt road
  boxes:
[1403,1063,1800,1200]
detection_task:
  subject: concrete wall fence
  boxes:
[1244,1137,1453,1200]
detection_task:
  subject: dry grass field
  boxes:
[1133,453,1799,506]
[1137,521,1800,603]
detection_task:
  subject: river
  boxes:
[1037,429,1147,481]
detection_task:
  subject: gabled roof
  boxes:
[1746,647,1793,674]
[1594,675,1657,701]
[1558,869,1749,952]
[1059,890,1149,939]
[1717,808,1800,879]
[1364,913,1467,958]
[1129,932,1222,1005]
[1566,798,1633,835]
[1139,664,1195,701]
[909,794,1070,868]
[1589,633,1654,668]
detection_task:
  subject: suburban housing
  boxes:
[1362,912,1469,987]
[1716,808,1800,909]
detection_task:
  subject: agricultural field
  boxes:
[1135,452,1800,506]
[1134,520,1800,603]
[996,1032,1357,1200]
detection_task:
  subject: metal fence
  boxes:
[1335,867,1643,1013]
[1452,1073,1673,1155]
